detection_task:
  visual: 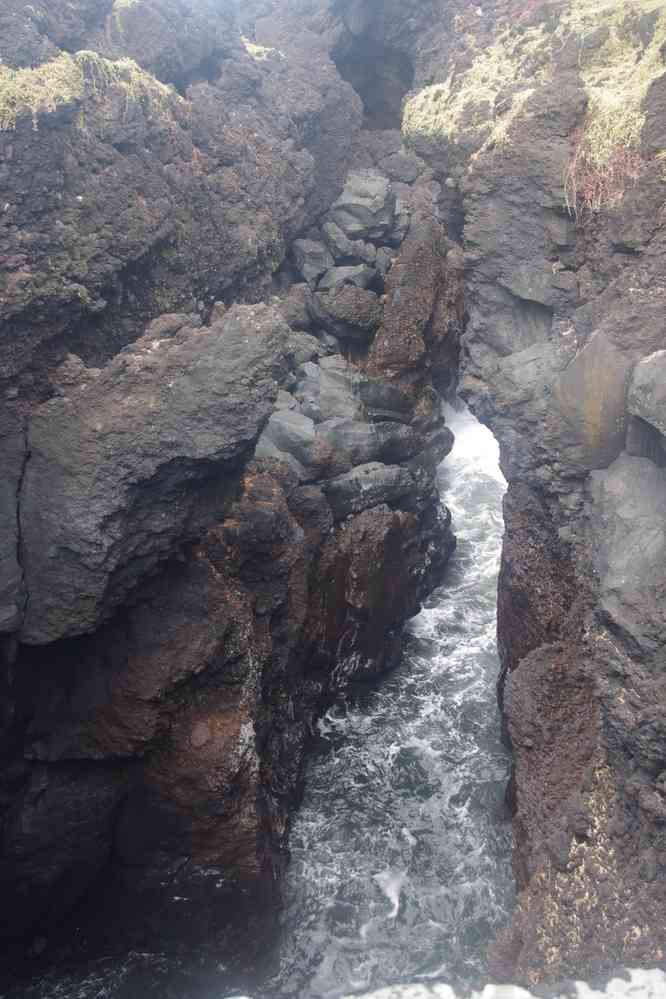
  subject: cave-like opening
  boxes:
[332,35,415,131]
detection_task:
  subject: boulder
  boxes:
[318,419,423,465]
[321,221,377,264]
[275,390,299,411]
[553,332,632,470]
[318,265,376,292]
[292,239,335,288]
[589,453,666,655]
[328,169,396,240]
[254,435,308,481]
[286,331,324,369]
[277,284,314,331]
[628,350,666,439]
[294,358,363,424]
[19,305,289,644]
[323,462,414,519]
[378,150,424,184]
[261,410,316,467]
[311,286,383,341]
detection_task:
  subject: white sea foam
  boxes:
[343,968,666,999]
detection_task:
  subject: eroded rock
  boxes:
[19,305,289,644]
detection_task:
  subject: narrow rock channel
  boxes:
[267,406,512,998]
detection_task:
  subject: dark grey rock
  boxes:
[0,409,26,633]
[375,247,397,277]
[387,197,411,247]
[318,265,376,292]
[628,350,666,438]
[275,389,299,411]
[321,221,376,264]
[286,331,324,369]
[292,239,334,288]
[589,453,666,655]
[261,409,316,466]
[254,434,308,482]
[328,169,396,241]
[357,377,413,424]
[19,305,289,644]
[553,332,632,470]
[379,150,424,184]
[294,356,362,424]
[323,462,414,519]
[318,419,422,465]
[311,286,383,341]
[277,284,314,331]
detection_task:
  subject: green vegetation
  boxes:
[0,49,179,131]
[402,24,549,151]
[402,0,666,199]
[241,35,282,61]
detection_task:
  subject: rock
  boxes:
[387,197,412,246]
[323,462,414,519]
[0,409,26,633]
[0,763,127,941]
[261,410,316,467]
[286,331,324,368]
[628,350,666,439]
[144,313,202,339]
[375,247,397,277]
[328,169,396,240]
[378,150,424,184]
[275,390,299,411]
[294,358,362,424]
[367,217,450,380]
[19,305,289,644]
[0,17,362,383]
[292,239,335,288]
[552,332,632,471]
[277,284,314,331]
[311,286,383,341]
[317,264,376,292]
[318,419,423,465]
[254,434,308,481]
[589,454,666,655]
[321,221,377,264]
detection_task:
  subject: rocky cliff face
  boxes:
[0,0,460,961]
[392,0,666,985]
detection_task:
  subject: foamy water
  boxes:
[12,409,664,999]
[264,407,513,997]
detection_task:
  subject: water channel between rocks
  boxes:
[11,410,666,999]
[265,404,514,999]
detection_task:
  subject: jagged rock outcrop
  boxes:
[0,0,362,388]
[0,0,462,960]
[390,0,666,984]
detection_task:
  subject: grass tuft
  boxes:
[0,49,179,131]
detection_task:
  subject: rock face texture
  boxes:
[5,0,666,990]
[0,0,461,960]
[388,0,666,985]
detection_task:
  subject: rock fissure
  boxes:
[3,0,666,993]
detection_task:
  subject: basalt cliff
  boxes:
[1,0,666,989]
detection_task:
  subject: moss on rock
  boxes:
[0,48,180,131]
[402,0,666,171]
